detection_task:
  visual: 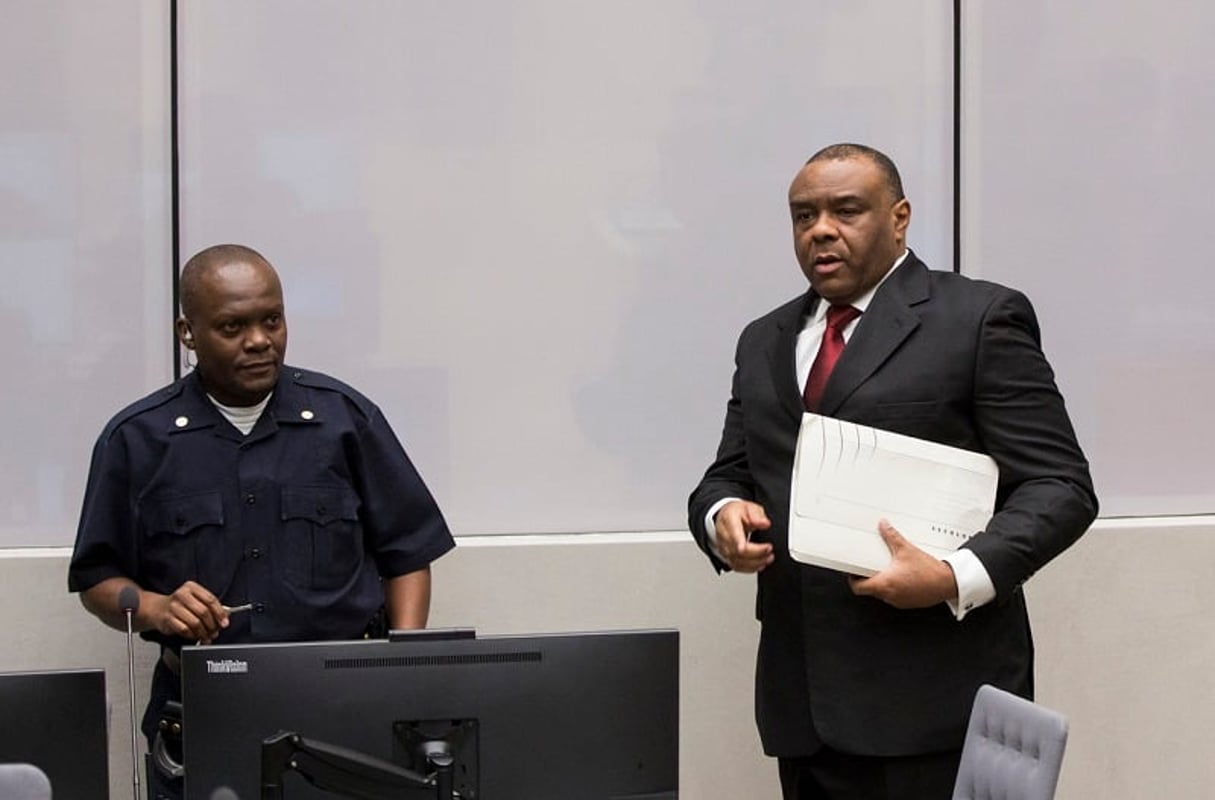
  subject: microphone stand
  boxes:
[119,587,142,800]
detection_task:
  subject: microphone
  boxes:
[118,586,142,800]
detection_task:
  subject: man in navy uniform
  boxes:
[69,244,455,797]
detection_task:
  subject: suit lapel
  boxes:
[819,253,931,416]
[769,292,815,423]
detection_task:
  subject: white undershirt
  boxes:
[704,251,996,620]
[208,392,272,436]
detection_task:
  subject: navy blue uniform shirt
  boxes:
[69,366,455,650]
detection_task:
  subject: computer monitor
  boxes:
[0,668,110,800]
[180,629,678,799]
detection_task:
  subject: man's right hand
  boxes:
[714,500,775,573]
[147,581,230,644]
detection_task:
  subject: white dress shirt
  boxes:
[703,251,996,620]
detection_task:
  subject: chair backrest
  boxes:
[0,763,52,800]
[951,684,1069,800]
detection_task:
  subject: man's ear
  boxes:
[175,316,194,348]
[893,197,911,238]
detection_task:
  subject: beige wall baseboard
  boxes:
[3,517,1210,799]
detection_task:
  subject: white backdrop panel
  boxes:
[179,0,954,535]
[0,2,171,547]
[962,1,1215,516]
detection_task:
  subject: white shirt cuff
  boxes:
[942,548,996,620]
[703,497,739,562]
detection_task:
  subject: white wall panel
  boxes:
[0,2,172,547]
[962,1,1215,515]
[178,0,954,535]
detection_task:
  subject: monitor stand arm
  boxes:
[260,730,454,800]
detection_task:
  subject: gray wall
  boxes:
[5,2,1215,799]
[960,0,1215,516]
[5,516,1213,799]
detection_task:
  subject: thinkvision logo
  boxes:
[206,659,249,675]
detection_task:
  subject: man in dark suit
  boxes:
[688,144,1097,799]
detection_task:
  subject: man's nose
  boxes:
[245,327,272,349]
[810,214,838,240]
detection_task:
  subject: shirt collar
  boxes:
[169,367,319,434]
[812,248,909,324]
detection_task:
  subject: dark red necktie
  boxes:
[803,304,862,412]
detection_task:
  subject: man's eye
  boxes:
[265,314,282,328]
[221,322,242,334]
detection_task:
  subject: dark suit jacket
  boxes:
[688,253,1097,758]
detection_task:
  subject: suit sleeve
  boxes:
[688,329,759,570]
[965,289,1098,595]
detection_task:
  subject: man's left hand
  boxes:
[849,519,958,609]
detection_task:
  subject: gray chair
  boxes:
[0,763,52,800]
[952,684,1069,800]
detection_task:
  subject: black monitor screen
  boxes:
[0,668,110,800]
[180,629,678,799]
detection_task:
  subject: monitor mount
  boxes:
[260,723,476,800]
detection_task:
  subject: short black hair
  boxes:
[806,143,905,202]
[180,244,273,319]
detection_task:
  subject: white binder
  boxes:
[788,414,999,575]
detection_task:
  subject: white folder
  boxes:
[788,414,999,576]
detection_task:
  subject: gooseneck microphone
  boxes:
[117,586,142,800]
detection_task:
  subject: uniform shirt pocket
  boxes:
[279,485,364,591]
[140,490,225,590]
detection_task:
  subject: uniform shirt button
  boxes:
[249,548,262,559]
[244,493,256,505]
[253,603,266,613]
